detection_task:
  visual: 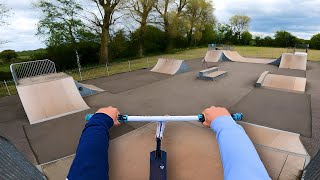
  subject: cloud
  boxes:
[0,0,44,51]
[0,0,320,51]
[214,0,320,39]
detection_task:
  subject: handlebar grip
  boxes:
[197,113,243,123]
[85,114,128,122]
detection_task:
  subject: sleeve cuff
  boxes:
[88,113,114,129]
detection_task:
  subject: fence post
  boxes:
[105,63,110,76]
[78,68,83,81]
[147,58,150,68]
[3,80,11,96]
[128,61,131,72]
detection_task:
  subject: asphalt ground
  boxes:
[1,58,319,165]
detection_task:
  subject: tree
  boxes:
[0,50,18,63]
[274,30,298,47]
[213,23,234,44]
[310,33,320,50]
[35,0,91,71]
[253,36,263,46]
[128,0,156,57]
[88,0,124,64]
[229,15,250,42]
[263,36,274,47]
[35,0,86,46]
[185,0,215,46]
[154,0,188,51]
[241,31,252,45]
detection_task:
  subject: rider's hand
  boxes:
[96,106,121,126]
[202,106,231,128]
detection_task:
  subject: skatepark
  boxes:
[1,49,320,179]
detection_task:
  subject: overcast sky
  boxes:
[0,0,320,51]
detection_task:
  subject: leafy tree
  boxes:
[263,36,274,47]
[241,31,252,45]
[35,0,93,70]
[274,30,298,47]
[154,0,188,51]
[88,0,125,64]
[130,25,166,55]
[229,15,250,42]
[213,23,235,44]
[0,50,18,63]
[35,0,86,46]
[185,0,215,46]
[253,36,263,46]
[109,30,131,59]
[199,24,215,45]
[128,0,156,57]
[310,33,320,50]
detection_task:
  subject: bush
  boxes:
[47,42,100,70]
[310,34,320,50]
[129,25,166,56]
[0,50,18,63]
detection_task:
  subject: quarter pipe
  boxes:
[150,58,189,75]
[17,73,90,124]
[279,53,307,71]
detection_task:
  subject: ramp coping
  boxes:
[256,71,269,87]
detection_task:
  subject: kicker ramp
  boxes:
[17,73,90,124]
[151,58,189,75]
[256,71,306,93]
[279,53,307,71]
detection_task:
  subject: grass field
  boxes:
[0,46,319,97]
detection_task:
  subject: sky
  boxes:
[0,0,320,51]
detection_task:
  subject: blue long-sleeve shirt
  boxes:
[211,116,270,180]
[67,114,270,180]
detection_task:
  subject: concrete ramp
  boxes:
[279,53,307,71]
[150,58,189,75]
[256,71,306,93]
[223,51,280,64]
[17,73,89,124]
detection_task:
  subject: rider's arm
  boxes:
[67,107,120,180]
[202,107,270,180]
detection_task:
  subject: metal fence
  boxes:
[10,59,56,85]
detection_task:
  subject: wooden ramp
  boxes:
[17,73,89,124]
[279,53,307,71]
[151,58,189,75]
